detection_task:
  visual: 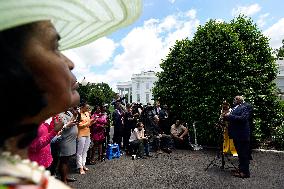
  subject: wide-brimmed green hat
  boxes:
[0,0,142,50]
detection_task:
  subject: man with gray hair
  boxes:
[223,95,251,178]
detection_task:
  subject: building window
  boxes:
[146,83,150,89]
[137,94,140,103]
[146,93,150,103]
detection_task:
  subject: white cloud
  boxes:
[232,3,261,17]
[64,9,199,90]
[215,18,224,23]
[63,37,116,85]
[64,37,116,67]
[264,18,284,49]
[257,13,270,27]
[186,9,197,19]
[158,16,177,31]
[67,9,200,90]
[168,0,176,4]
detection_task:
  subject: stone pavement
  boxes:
[68,149,284,189]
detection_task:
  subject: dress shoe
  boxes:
[66,177,77,182]
[231,169,240,174]
[163,148,172,154]
[232,171,250,178]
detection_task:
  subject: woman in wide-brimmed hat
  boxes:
[0,0,141,188]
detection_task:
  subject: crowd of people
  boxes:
[112,97,191,156]
[24,97,193,185]
[0,1,254,188]
[27,94,254,185]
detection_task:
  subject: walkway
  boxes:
[69,149,284,189]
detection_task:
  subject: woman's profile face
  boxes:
[22,21,80,123]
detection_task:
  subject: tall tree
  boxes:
[275,39,284,58]
[153,16,284,148]
[77,82,115,107]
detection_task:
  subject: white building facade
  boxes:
[276,59,284,92]
[117,71,158,105]
[116,81,132,103]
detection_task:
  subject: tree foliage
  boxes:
[77,82,115,107]
[274,39,284,58]
[153,16,284,149]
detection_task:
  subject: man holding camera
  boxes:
[223,96,251,178]
[170,120,189,149]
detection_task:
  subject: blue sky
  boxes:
[63,0,284,90]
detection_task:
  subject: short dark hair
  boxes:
[0,22,47,146]
[136,122,143,127]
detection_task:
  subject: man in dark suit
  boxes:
[243,101,253,160]
[158,105,170,135]
[223,96,251,178]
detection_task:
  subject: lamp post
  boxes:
[81,77,88,86]
[192,121,203,151]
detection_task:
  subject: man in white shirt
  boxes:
[171,120,189,149]
[129,122,151,158]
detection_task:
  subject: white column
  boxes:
[123,88,125,104]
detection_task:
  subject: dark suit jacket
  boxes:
[227,103,250,141]
[243,102,253,128]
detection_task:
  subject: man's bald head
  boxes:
[234,95,244,105]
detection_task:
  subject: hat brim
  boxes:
[0,0,142,50]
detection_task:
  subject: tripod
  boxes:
[204,124,238,171]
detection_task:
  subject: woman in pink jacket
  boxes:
[90,105,108,163]
[28,116,63,168]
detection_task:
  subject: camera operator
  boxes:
[123,104,136,153]
[111,93,126,106]
[132,103,142,121]
[159,105,170,135]
[151,115,172,154]
[112,102,124,149]
[144,103,155,133]
[152,101,161,116]
[170,120,189,149]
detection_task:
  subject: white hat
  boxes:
[0,0,142,50]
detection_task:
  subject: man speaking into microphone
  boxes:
[223,96,252,178]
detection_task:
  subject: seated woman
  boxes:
[170,120,189,149]
[129,122,151,158]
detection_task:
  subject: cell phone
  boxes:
[76,114,81,122]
